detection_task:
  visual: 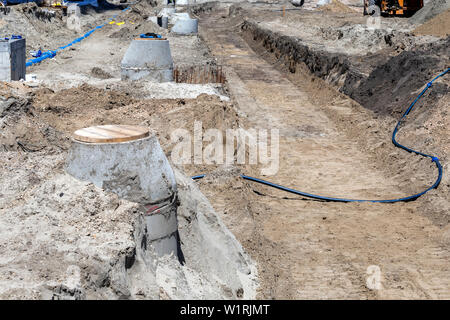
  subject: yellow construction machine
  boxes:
[364,0,423,16]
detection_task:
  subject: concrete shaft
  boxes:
[67,4,81,17]
[0,38,26,81]
[66,135,179,257]
[160,7,176,15]
[121,39,174,82]
[171,12,191,23]
[175,0,192,5]
[155,16,169,29]
[172,18,199,34]
[67,15,82,31]
[161,16,169,29]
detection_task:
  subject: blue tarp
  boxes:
[3,0,40,4]
[64,0,98,7]
[2,0,98,6]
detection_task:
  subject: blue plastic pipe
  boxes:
[193,68,449,203]
[26,7,130,67]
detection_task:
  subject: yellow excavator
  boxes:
[364,0,423,16]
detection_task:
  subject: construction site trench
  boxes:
[0,0,449,300]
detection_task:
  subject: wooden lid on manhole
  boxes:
[73,125,150,143]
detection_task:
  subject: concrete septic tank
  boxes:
[67,3,81,17]
[66,125,179,257]
[175,0,191,5]
[0,37,26,81]
[161,16,169,29]
[172,18,198,35]
[157,16,169,29]
[121,37,174,82]
[66,4,82,31]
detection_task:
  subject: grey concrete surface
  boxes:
[0,38,26,81]
[172,18,199,34]
[66,135,179,257]
[121,39,174,82]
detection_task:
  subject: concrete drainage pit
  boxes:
[157,16,169,29]
[66,4,81,32]
[121,35,174,82]
[175,0,190,6]
[171,18,199,35]
[152,10,198,35]
[65,125,180,259]
[0,36,26,82]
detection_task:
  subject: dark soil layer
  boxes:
[349,39,449,116]
[238,17,449,227]
[241,20,449,117]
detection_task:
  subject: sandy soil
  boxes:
[413,9,450,37]
[0,83,257,300]
[0,0,449,299]
[0,1,258,299]
[193,2,450,299]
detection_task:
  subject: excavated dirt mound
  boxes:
[0,81,255,299]
[90,67,113,79]
[1,84,137,152]
[33,84,136,113]
[107,19,165,40]
[195,4,450,299]
[0,152,258,299]
[345,38,449,117]
[0,3,69,51]
[1,83,238,161]
[0,83,64,153]
[318,0,356,13]
[0,2,138,55]
[409,0,450,25]
[238,8,450,229]
[413,8,450,37]
[241,19,449,118]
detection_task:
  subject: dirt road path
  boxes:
[196,10,450,299]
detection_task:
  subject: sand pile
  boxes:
[0,152,258,299]
[413,8,450,37]
[0,81,257,299]
[409,0,450,25]
[107,2,167,39]
[0,83,64,153]
[318,0,355,13]
[0,2,127,53]
[0,3,69,51]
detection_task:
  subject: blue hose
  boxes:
[26,7,130,68]
[192,68,449,203]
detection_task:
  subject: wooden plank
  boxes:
[73,125,150,143]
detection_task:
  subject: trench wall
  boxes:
[240,19,449,117]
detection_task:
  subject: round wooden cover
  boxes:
[73,125,150,143]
